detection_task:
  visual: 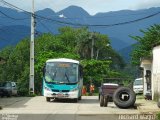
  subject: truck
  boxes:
[42,58,83,102]
[99,83,119,107]
[99,78,136,108]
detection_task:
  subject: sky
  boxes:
[0,0,160,15]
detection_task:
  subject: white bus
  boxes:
[42,58,83,102]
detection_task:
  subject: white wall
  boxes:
[152,45,160,100]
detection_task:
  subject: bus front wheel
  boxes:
[74,98,78,103]
[46,97,51,102]
[78,96,82,100]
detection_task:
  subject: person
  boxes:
[90,84,95,96]
[82,85,87,96]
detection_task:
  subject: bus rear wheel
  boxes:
[46,97,51,102]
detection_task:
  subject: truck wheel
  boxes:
[100,95,104,107]
[104,96,109,107]
[98,94,100,101]
[113,87,136,109]
[46,97,50,102]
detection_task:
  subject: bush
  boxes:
[27,94,37,97]
[18,88,29,96]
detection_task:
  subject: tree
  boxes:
[93,33,110,60]
[58,26,77,50]
[131,24,160,65]
[74,27,91,59]
[81,59,111,87]
[0,26,127,95]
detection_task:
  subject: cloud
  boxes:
[1,0,160,15]
[35,0,128,14]
[35,0,160,15]
[1,0,32,11]
[129,0,160,10]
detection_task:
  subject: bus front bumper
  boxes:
[44,90,79,99]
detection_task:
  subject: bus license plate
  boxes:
[57,93,64,97]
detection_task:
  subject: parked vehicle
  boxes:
[99,78,136,108]
[99,83,119,107]
[133,78,143,94]
[0,81,17,97]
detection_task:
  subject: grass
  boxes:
[136,94,144,99]
[156,112,160,120]
[27,94,37,97]
[82,92,99,96]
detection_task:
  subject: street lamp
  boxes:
[96,43,110,60]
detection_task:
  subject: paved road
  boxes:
[0,96,159,120]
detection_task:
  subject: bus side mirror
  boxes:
[42,65,46,76]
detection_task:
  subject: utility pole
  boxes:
[91,32,94,59]
[29,0,35,94]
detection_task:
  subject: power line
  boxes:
[0,10,29,20]
[35,10,160,27]
[0,0,80,26]
[58,11,158,19]
[36,18,53,34]
[0,0,160,27]
[35,14,66,27]
[0,0,30,14]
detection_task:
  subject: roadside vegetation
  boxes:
[156,112,160,120]
[1,24,160,96]
[131,24,160,65]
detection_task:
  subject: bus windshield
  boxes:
[44,62,78,84]
[134,79,143,85]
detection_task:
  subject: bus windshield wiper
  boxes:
[65,73,70,83]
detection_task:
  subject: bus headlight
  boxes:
[44,86,52,91]
[71,88,78,92]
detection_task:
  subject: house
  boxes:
[152,45,160,100]
[140,45,160,100]
[140,58,152,96]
